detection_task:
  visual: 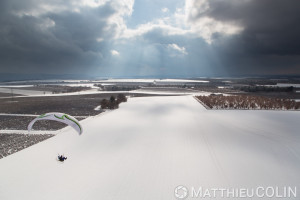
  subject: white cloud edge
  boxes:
[162,8,169,13]
[111,50,120,56]
[117,0,243,44]
[168,44,188,55]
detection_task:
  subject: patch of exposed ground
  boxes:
[0,116,86,130]
[0,92,23,97]
[0,133,54,159]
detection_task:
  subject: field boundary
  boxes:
[194,95,300,111]
[193,96,210,110]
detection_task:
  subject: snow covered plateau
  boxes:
[0,95,299,200]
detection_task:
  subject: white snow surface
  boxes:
[0,88,211,99]
[0,113,39,117]
[0,96,300,200]
[0,87,53,96]
[0,85,35,88]
[276,83,300,88]
[0,130,58,135]
[99,78,209,83]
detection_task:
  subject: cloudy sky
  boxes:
[0,0,300,78]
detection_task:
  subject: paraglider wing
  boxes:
[28,112,82,135]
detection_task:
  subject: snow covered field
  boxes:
[0,96,299,199]
[0,88,209,98]
[98,78,209,83]
[0,87,53,96]
[0,78,210,97]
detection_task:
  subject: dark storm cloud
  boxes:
[1,0,300,78]
[189,0,300,75]
[0,0,116,74]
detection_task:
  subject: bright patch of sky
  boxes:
[126,0,184,28]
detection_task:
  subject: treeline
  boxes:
[94,84,140,91]
[34,85,90,94]
[100,94,127,109]
[196,95,300,110]
[51,86,90,94]
[236,86,295,93]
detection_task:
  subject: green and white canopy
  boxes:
[28,112,82,135]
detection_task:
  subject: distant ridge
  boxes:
[1,73,299,82]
